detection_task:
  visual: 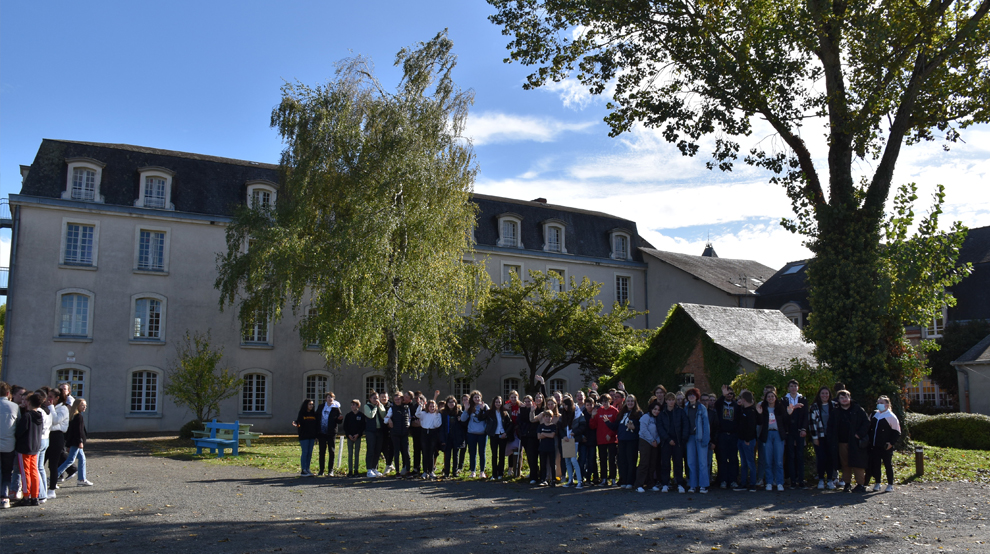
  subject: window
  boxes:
[611,232,630,260]
[923,306,948,339]
[543,220,567,253]
[57,290,93,338]
[131,294,166,341]
[907,377,948,408]
[241,373,268,413]
[304,307,320,348]
[783,263,805,275]
[62,158,105,203]
[134,167,176,210]
[365,375,386,396]
[615,275,630,306]
[502,264,521,285]
[547,268,566,293]
[55,367,87,399]
[682,373,695,386]
[548,378,566,395]
[780,302,803,329]
[242,310,271,345]
[246,181,278,210]
[136,228,169,272]
[306,374,329,401]
[497,213,524,248]
[453,377,471,398]
[63,223,95,266]
[130,370,159,413]
[503,378,521,399]
[145,177,167,208]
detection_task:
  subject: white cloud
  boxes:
[0,236,8,267]
[465,112,597,145]
[543,79,600,110]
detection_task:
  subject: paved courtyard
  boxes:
[1,438,988,553]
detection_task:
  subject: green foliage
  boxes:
[907,412,990,451]
[731,359,835,402]
[215,31,489,391]
[469,270,647,392]
[164,331,242,423]
[927,320,990,399]
[178,419,204,441]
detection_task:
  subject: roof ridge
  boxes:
[48,139,280,170]
[471,192,635,223]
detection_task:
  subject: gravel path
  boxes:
[2,438,988,553]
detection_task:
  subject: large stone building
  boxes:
[2,139,651,432]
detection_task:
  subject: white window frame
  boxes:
[503,377,521,399]
[547,267,567,293]
[780,302,803,329]
[133,225,171,274]
[52,364,89,400]
[240,369,272,416]
[62,157,105,203]
[614,273,632,307]
[542,219,567,254]
[127,366,163,416]
[130,293,167,343]
[501,262,523,285]
[364,374,387,396]
[922,305,948,339]
[453,377,472,398]
[548,378,567,395]
[497,213,524,249]
[60,217,100,269]
[246,180,278,210]
[610,230,632,261]
[54,288,95,341]
[134,166,175,210]
[241,310,273,348]
[304,370,333,402]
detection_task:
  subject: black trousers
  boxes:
[660,443,684,487]
[868,447,895,485]
[598,443,617,481]
[443,442,465,476]
[47,431,65,489]
[317,434,336,474]
[382,427,394,466]
[617,440,639,486]
[490,435,508,477]
[421,429,440,474]
[392,433,410,472]
[540,451,556,484]
[524,435,541,481]
[411,427,423,472]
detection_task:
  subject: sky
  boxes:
[2,0,988,280]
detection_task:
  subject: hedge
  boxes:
[907,412,990,450]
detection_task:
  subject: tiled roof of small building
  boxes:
[953,333,990,366]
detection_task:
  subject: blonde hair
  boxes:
[69,398,87,419]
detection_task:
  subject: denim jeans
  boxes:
[57,446,87,481]
[756,430,767,482]
[578,442,597,483]
[686,437,710,489]
[563,455,581,484]
[764,429,785,485]
[617,440,639,486]
[365,430,382,473]
[299,438,315,473]
[738,439,756,486]
[36,439,49,499]
[466,433,487,472]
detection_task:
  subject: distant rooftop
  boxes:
[641,248,775,296]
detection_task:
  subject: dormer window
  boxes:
[62,157,106,203]
[497,213,524,248]
[542,219,567,253]
[246,180,278,210]
[135,167,175,210]
[610,229,632,261]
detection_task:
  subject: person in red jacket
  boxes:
[590,394,619,486]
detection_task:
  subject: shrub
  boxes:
[908,412,990,450]
[179,419,204,441]
[730,359,835,402]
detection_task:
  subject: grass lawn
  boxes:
[147,436,990,484]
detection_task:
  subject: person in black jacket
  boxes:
[14,392,44,506]
[734,391,759,492]
[780,379,809,488]
[385,393,412,476]
[292,399,319,476]
[520,394,544,484]
[579,397,599,486]
[342,400,365,477]
[56,398,92,486]
[867,395,901,492]
[657,392,690,492]
[487,396,515,481]
[834,390,870,492]
[714,385,739,488]
[755,389,790,491]
[315,393,343,477]
[440,396,465,479]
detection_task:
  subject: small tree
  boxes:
[469,270,647,392]
[164,331,242,422]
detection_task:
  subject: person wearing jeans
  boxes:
[684,389,710,493]
[734,391,758,491]
[757,390,789,490]
[460,391,490,478]
[292,399,319,476]
[56,399,92,486]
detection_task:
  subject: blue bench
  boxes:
[192,419,240,458]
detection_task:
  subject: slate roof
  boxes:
[641,248,776,296]
[948,225,990,322]
[679,303,816,369]
[754,259,810,310]
[952,333,990,366]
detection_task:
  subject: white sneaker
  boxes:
[677,485,685,493]
[873,484,881,492]
[699,487,708,493]
[826,480,836,490]
[14,491,22,500]
[367,470,376,478]
[47,491,56,499]
[686,487,696,493]
[766,484,773,491]
[818,480,826,490]
[651,486,660,492]
[636,487,645,493]
[661,485,669,493]
[730,482,738,489]
[885,485,894,492]
[777,484,784,491]
[79,480,94,486]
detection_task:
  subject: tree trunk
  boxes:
[385,328,400,394]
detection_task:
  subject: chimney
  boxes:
[531,198,547,204]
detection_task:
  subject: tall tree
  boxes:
[468,270,647,393]
[216,31,489,391]
[487,0,989,401]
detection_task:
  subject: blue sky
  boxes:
[2,0,988,275]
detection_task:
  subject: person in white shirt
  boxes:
[0,382,21,509]
[46,388,70,497]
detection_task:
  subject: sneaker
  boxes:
[749,486,757,492]
[652,486,661,492]
[480,472,487,479]
[837,480,846,488]
[885,485,894,492]
[756,479,764,487]
[777,484,785,491]
[471,471,477,478]
[0,498,9,509]
[720,482,727,489]
[844,484,851,492]
[699,487,708,494]
[79,480,94,486]
[367,471,377,478]
[317,472,324,477]
[818,480,826,490]
[539,481,548,486]
[661,485,669,493]
[766,484,773,491]
[678,485,686,493]
[563,482,571,488]
[636,487,645,493]
[730,482,738,489]
[575,483,583,490]
[530,480,537,485]
[686,487,695,493]
[38,498,46,504]
[47,491,56,499]
[733,485,748,491]
[15,491,22,500]
[826,480,836,490]
[386,465,395,474]
[852,485,866,493]
[873,483,882,492]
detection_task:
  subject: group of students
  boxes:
[292,377,902,494]
[0,381,92,509]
